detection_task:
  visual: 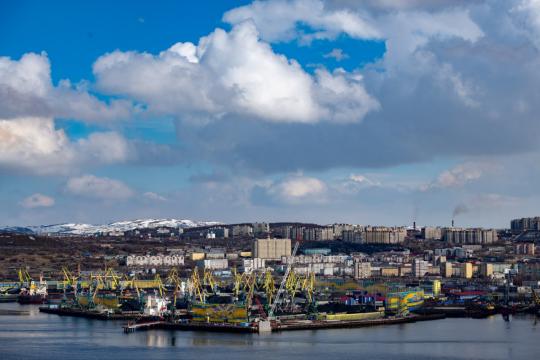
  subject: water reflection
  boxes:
[1,303,540,360]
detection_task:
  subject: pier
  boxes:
[121,314,445,334]
[39,306,143,320]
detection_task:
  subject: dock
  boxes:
[123,320,257,333]
[122,314,444,334]
[39,306,143,320]
[123,321,164,333]
[275,314,446,331]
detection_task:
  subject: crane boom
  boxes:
[268,241,299,319]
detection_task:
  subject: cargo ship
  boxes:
[17,280,47,304]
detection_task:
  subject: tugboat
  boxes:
[18,278,48,304]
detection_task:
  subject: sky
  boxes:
[1,0,540,228]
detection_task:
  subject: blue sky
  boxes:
[1,0,540,227]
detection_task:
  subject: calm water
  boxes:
[1,303,539,360]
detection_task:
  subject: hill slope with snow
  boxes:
[0,218,221,235]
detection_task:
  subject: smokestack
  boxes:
[413,221,416,230]
[452,219,454,227]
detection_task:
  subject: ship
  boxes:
[17,280,47,304]
[0,287,20,303]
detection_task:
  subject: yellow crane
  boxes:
[18,268,31,287]
[532,287,540,306]
[189,268,204,302]
[263,270,275,305]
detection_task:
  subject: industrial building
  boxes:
[253,238,292,260]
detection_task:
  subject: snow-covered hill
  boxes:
[0,218,222,236]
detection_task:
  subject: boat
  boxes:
[17,280,47,304]
[0,287,20,303]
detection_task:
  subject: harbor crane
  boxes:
[268,241,300,319]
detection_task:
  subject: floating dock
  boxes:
[274,314,445,331]
[39,306,143,320]
[122,314,445,334]
[123,321,257,333]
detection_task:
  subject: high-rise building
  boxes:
[252,222,270,237]
[303,227,334,241]
[510,217,540,232]
[343,226,407,244]
[480,263,494,277]
[421,227,442,240]
[514,242,535,255]
[354,261,372,279]
[461,262,473,279]
[413,258,430,277]
[440,262,453,278]
[231,224,253,237]
[442,228,498,244]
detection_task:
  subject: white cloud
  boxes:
[0,52,133,122]
[20,193,55,209]
[65,175,134,200]
[424,162,497,190]
[513,0,540,48]
[143,192,167,201]
[223,0,381,43]
[222,0,483,106]
[264,176,327,203]
[0,117,130,175]
[323,48,349,61]
[93,21,378,124]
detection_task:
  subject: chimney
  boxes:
[413,221,416,231]
[452,219,454,227]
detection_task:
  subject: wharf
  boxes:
[124,321,257,333]
[274,314,445,331]
[123,314,444,334]
[39,306,143,320]
[414,307,496,319]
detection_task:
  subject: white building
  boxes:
[354,261,372,279]
[242,258,266,273]
[203,259,229,270]
[126,254,184,267]
[412,258,430,277]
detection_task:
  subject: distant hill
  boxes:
[0,218,221,236]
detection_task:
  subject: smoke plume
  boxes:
[452,203,469,218]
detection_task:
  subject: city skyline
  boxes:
[2,0,540,228]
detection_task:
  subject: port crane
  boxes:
[268,241,300,319]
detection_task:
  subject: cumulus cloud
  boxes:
[224,0,483,105]
[93,21,378,124]
[178,0,540,176]
[65,175,134,200]
[0,117,130,175]
[20,193,55,209]
[0,52,133,122]
[424,163,484,190]
[422,162,499,191]
[253,175,327,204]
